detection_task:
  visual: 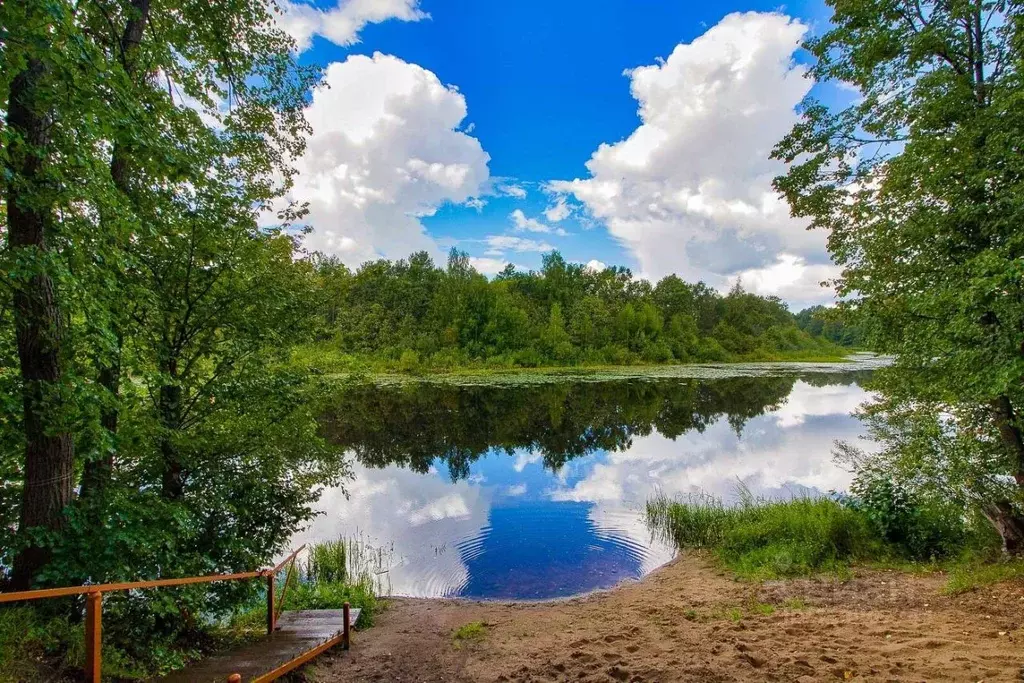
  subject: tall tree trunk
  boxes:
[982,501,1024,555]
[989,395,1024,554]
[6,59,74,590]
[159,372,185,501]
[79,352,120,501]
[83,0,152,498]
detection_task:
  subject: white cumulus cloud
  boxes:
[543,197,571,222]
[286,53,490,265]
[408,493,471,526]
[279,0,428,52]
[547,381,873,506]
[485,235,554,255]
[468,256,510,275]
[509,209,568,236]
[728,254,842,310]
[495,181,528,199]
[552,12,834,306]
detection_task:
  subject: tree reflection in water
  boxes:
[320,372,869,481]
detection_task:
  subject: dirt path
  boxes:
[309,554,1024,682]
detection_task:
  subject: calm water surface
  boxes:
[292,360,879,600]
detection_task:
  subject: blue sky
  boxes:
[275,0,849,309]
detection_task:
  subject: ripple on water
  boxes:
[386,502,676,600]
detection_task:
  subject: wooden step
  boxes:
[154,608,360,683]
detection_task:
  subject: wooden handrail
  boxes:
[272,543,306,574]
[0,570,266,603]
[0,547,306,681]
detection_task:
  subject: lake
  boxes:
[292,357,882,600]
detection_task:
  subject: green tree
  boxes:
[773,0,1024,551]
[2,0,322,590]
[795,305,863,347]
[311,255,353,339]
[3,0,91,589]
[541,302,574,362]
[653,275,695,321]
[666,314,700,361]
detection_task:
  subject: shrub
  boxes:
[0,537,391,681]
[513,348,543,367]
[695,337,728,362]
[844,465,997,560]
[642,340,674,363]
[428,348,465,370]
[0,604,176,681]
[398,350,421,374]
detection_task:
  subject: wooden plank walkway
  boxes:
[154,608,360,683]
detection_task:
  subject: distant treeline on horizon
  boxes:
[307,249,862,367]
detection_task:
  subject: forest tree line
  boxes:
[307,249,859,370]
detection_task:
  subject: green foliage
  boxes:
[0,603,196,682]
[293,536,392,625]
[302,249,848,372]
[794,306,863,347]
[843,456,999,560]
[398,349,422,374]
[0,0,349,675]
[647,493,881,579]
[279,581,378,628]
[773,0,1024,548]
[0,607,80,683]
[0,537,388,680]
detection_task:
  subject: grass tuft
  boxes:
[305,539,348,584]
[452,621,487,646]
[647,490,1024,592]
[280,535,393,628]
[647,491,881,579]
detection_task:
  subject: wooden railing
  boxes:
[0,544,306,682]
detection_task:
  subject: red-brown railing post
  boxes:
[275,556,296,625]
[342,601,351,650]
[85,590,102,682]
[266,573,276,635]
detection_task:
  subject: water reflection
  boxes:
[294,370,874,599]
